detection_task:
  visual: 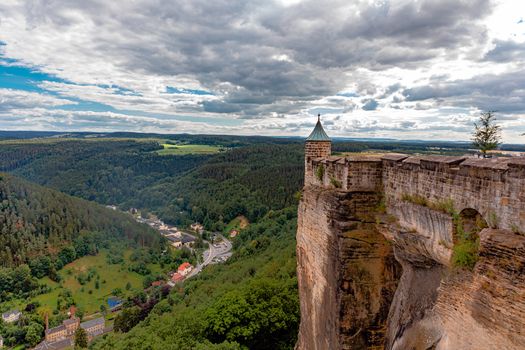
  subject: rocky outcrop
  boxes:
[296,186,400,350]
[298,154,525,350]
[297,188,525,350]
[385,227,525,350]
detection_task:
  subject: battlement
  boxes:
[305,154,525,230]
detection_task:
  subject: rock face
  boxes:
[296,186,400,350]
[297,154,525,350]
[385,227,525,350]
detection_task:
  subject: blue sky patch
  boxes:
[166,86,213,95]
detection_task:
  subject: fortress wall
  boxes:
[301,152,525,350]
[382,156,525,231]
[346,158,382,192]
[305,154,525,230]
[307,157,382,192]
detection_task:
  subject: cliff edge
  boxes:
[296,154,525,350]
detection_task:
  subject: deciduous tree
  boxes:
[74,327,88,348]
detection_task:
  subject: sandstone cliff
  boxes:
[296,186,400,349]
[296,155,525,350]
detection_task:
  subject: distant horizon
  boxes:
[2,129,525,146]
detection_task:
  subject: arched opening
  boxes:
[452,208,487,269]
[458,208,487,238]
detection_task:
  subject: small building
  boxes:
[1,309,21,323]
[190,223,204,233]
[45,311,79,342]
[151,280,163,287]
[34,338,73,350]
[80,317,105,340]
[229,229,239,238]
[177,262,193,276]
[45,325,68,343]
[171,272,184,283]
[63,317,80,335]
[181,234,196,247]
[166,235,182,248]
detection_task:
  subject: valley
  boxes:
[1,132,523,349]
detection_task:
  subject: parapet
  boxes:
[305,153,525,231]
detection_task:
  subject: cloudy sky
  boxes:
[0,0,524,141]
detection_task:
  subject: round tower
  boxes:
[305,114,331,183]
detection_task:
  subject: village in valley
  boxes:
[0,207,235,350]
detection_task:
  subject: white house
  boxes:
[2,310,21,323]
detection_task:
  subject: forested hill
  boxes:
[0,139,208,205]
[0,138,305,230]
[139,143,304,230]
[0,173,163,270]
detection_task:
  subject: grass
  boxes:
[156,143,223,155]
[452,238,479,269]
[31,250,161,315]
[224,215,249,235]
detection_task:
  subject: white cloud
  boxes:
[0,0,524,142]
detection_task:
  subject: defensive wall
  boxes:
[306,154,525,234]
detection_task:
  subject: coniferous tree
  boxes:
[472,111,501,157]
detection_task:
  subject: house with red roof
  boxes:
[177,262,193,276]
[151,280,164,287]
[171,273,184,283]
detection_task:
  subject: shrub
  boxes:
[329,177,342,188]
[315,164,325,182]
[452,238,479,269]
[452,212,480,270]
[401,193,428,207]
[432,199,455,214]
[487,212,499,229]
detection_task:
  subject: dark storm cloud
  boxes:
[483,39,525,62]
[10,0,497,118]
[402,68,525,113]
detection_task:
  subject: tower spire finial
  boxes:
[318,113,320,122]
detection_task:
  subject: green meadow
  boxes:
[31,250,162,315]
[156,143,223,155]
[223,215,250,235]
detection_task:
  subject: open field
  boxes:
[224,215,250,235]
[156,143,223,155]
[30,250,162,315]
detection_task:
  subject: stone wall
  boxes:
[299,152,525,349]
[306,156,383,192]
[305,154,525,230]
[382,154,525,231]
[304,141,331,184]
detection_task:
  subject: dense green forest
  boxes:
[0,136,304,349]
[0,139,305,230]
[0,140,208,205]
[0,173,164,299]
[137,144,304,230]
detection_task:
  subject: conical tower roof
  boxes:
[306,114,330,141]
